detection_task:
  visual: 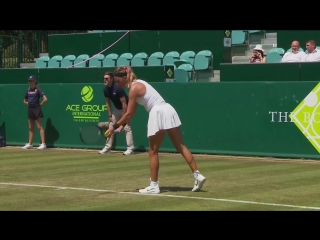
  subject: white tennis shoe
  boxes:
[192,174,206,192]
[139,185,160,194]
[99,147,110,154]
[22,143,33,149]
[123,150,133,155]
[37,144,46,150]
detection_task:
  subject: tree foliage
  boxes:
[0,30,36,35]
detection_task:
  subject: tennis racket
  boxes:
[79,124,122,144]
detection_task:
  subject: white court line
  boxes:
[1,182,319,210]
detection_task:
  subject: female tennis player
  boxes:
[22,75,47,150]
[105,66,206,194]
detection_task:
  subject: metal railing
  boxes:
[0,30,88,68]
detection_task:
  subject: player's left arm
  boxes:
[116,86,138,127]
[38,89,48,106]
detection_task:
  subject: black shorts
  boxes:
[28,105,43,120]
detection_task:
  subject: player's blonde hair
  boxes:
[114,66,137,88]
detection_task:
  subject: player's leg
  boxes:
[23,107,36,149]
[35,116,46,150]
[167,126,197,171]
[97,121,109,131]
[167,126,206,192]
[139,130,166,194]
[99,116,115,154]
[123,119,134,155]
[22,118,34,149]
[97,121,110,154]
[100,109,123,154]
[112,109,134,155]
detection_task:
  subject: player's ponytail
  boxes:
[125,66,137,88]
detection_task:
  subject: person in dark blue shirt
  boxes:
[97,72,134,155]
[22,75,48,150]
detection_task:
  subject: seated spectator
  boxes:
[281,40,306,62]
[300,40,320,62]
[249,44,266,63]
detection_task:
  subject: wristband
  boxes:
[113,122,126,129]
[113,122,119,129]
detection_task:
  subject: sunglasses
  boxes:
[103,78,110,80]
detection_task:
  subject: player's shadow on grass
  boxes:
[45,118,60,148]
[161,186,207,193]
[160,186,192,192]
[134,186,207,193]
[135,186,205,193]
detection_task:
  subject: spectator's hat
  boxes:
[253,44,264,52]
[28,75,37,81]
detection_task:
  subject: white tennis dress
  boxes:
[133,79,181,137]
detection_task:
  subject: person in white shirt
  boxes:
[105,66,206,194]
[281,40,306,62]
[300,40,320,62]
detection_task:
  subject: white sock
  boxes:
[150,181,159,187]
[193,170,200,179]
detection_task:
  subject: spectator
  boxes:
[281,40,306,62]
[97,72,134,155]
[300,40,320,62]
[249,44,266,63]
[22,75,47,150]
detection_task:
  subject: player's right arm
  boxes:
[23,91,28,105]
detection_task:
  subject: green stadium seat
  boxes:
[179,51,196,65]
[249,30,261,33]
[61,55,76,68]
[266,52,282,63]
[194,50,212,70]
[117,53,133,66]
[197,50,212,56]
[35,56,50,68]
[131,52,148,66]
[163,51,180,66]
[178,63,194,81]
[232,30,246,45]
[147,52,164,66]
[173,60,189,69]
[174,69,189,82]
[286,48,304,53]
[74,54,89,68]
[102,53,118,67]
[92,30,118,33]
[92,30,117,33]
[89,54,105,67]
[47,55,63,68]
[268,48,285,56]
